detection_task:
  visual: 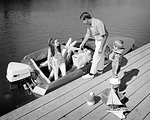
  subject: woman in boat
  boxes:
[47,37,66,80]
[109,40,125,78]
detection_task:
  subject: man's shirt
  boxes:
[88,18,106,41]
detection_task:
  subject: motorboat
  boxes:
[6,37,135,97]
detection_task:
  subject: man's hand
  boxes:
[98,48,103,54]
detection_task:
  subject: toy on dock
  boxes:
[86,92,95,106]
[105,76,128,119]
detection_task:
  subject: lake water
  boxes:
[0,0,150,116]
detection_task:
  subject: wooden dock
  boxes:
[1,42,150,120]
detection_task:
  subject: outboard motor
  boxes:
[6,62,34,94]
[6,62,31,82]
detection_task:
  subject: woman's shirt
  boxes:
[54,49,65,65]
[48,47,65,68]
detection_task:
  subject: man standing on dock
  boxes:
[80,12,108,78]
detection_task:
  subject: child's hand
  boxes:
[109,52,115,60]
[113,48,117,52]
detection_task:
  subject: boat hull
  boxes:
[21,37,134,97]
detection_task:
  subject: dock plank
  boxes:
[125,95,150,120]
[1,43,150,120]
[20,48,150,120]
[101,77,150,120]
[123,42,150,60]
[55,60,150,120]
[143,112,150,120]
[36,48,150,120]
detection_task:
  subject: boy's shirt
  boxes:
[113,48,124,62]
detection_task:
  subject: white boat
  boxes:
[6,37,135,97]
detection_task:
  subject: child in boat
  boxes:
[47,37,66,80]
[109,40,125,78]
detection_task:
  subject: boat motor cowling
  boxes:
[6,62,31,82]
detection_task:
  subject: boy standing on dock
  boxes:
[108,40,125,108]
[109,40,125,78]
[80,12,108,79]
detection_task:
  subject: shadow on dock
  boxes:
[119,69,140,92]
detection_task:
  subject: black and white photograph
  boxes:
[0,0,150,120]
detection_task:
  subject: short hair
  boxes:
[80,12,92,20]
[114,40,124,49]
